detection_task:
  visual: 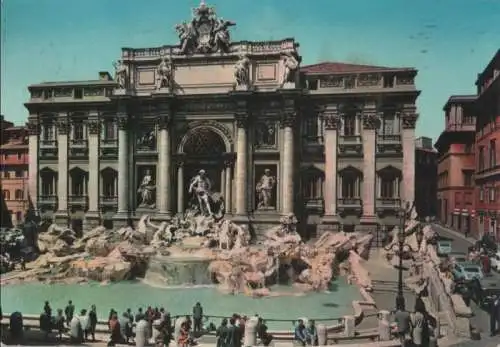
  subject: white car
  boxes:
[491,252,500,271]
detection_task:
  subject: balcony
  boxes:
[69,195,88,207]
[445,123,475,133]
[38,195,57,208]
[376,197,401,214]
[337,198,362,215]
[339,135,362,154]
[100,138,118,159]
[100,195,118,207]
[304,198,324,211]
[40,140,57,148]
[69,139,89,158]
[377,134,402,153]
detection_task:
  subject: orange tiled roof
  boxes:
[301,61,414,74]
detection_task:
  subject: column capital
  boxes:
[27,121,40,136]
[156,114,171,130]
[362,111,379,130]
[117,113,129,130]
[56,118,70,135]
[402,113,418,129]
[324,112,341,130]
[88,119,101,135]
[235,114,248,128]
[280,112,296,128]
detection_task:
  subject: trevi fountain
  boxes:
[0,172,376,329]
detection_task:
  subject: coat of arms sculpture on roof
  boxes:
[174,0,236,55]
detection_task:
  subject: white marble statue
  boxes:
[156,56,173,90]
[281,52,299,87]
[213,18,236,52]
[256,169,276,209]
[234,53,250,87]
[113,60,128,89]
[137,169,156,208]
[188,169,213,216]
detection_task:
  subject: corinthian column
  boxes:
[27,116,39,212]
[281,113,295,215]
[54,114,69,225]
[235,117,248,216]
[156,114,172,219]
[402,110,418,206]
[114,113,130,222]
[85,117,101,228]
[224,159,233,214]
[321,106,340,228]
[358,105,378,231]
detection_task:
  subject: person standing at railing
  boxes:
[88,305,98,342]
[43,301,52,318]
[305,320,317,346]
[226,317,242,347]
[192,302,203,336]
[216,318,229,347]
[54,309,65,341]
[64,300,74,326]
[294,319,307,347]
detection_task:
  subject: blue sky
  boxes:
[1,0,499,141]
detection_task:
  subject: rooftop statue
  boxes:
[174,0,236,55]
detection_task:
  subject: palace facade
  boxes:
[25,2,419,235]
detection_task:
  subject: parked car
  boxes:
[448,252,468,264]
[452,263,484,281]
[491,251,500,272]
[437,240,453,256]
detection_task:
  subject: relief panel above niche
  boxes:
[256,63,277,82]
[175,63,234,85]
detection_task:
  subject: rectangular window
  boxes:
[490,139,496,167]
[380,177,395,198]
[464,143,473,153]
[490,187,496,202]
[15,170,23,178]
[73,122,85,140]
[478,146,485,171]
[462,170,473,187]
[43,124,54,141]
[74,88,83,99]
[343,115,355,136]
[479,187,484,201]
[383,75,394,88]
[103,120,116,140]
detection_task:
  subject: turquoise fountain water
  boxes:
[0,280,360,330]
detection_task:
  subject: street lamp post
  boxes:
[395,203,408,308]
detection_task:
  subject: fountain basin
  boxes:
[0,280,361,330]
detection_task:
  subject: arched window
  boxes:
[2,190,10,200]
[15,189,24,200]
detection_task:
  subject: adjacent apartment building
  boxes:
[435,96,476,235]
[0,117,29,225]
[474,50,500,238]
[415,136,438,219]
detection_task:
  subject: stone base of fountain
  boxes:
[144,255,213,287]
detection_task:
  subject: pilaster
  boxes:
[280,109,295,216]
[27,116,39,213]
[156,107,173,220]
[54,113,70,225]
[176,157,185,215]
[224,158,233,215]
[113,112,131,224]
[320,105,340,231]
[234,114,249,217]
[357,104,378,231]
[85,115,101,229]
[402,108,418,207]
